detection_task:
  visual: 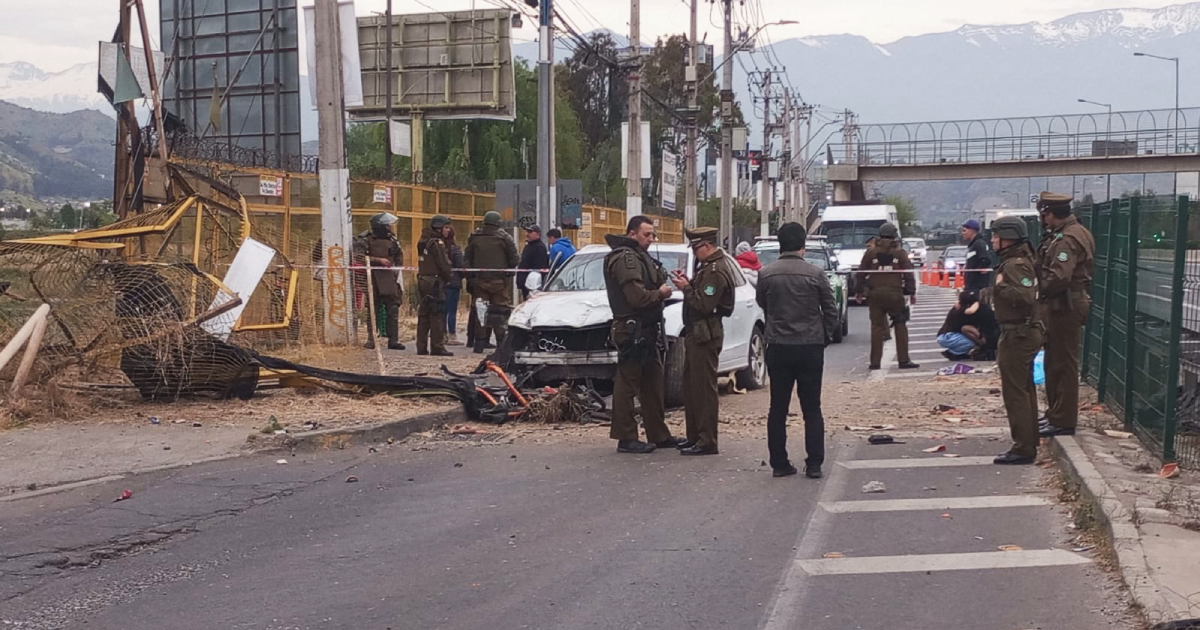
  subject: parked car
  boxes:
[903,237,928,267]
[752,238,850,343]
[938,245,969,277]
[506,243,767,407]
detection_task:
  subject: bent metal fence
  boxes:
[1081,195,1200,467]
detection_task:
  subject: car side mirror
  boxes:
[525,271,543,293]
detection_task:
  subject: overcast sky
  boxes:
[0,0,1187,73]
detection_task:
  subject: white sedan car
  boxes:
[505,243,767,407]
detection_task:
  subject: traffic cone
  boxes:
[940,272,950,288]
[955,272,965,289]
[921,268,930,285]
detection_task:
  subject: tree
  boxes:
[885,195,920,237]
[58,203,77,230]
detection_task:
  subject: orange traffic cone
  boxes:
[955,272,965,289]
[940,272,950,288]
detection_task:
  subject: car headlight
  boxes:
[945,260,957,269]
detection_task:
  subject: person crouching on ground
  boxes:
[936,291,999,361]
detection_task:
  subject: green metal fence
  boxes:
[1081,195,1198,467]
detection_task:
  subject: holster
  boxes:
[612,318,652,362]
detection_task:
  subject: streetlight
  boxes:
[1133,52,1180,153]
[1077,98,1113,156]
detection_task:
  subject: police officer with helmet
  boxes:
[361,212,405,351]
[990,216,1043,465]
[465,211,520,353]
[856,223,920,371]
[416,215,455,357]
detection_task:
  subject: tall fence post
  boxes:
[1123,197,1141,430]
[1161,195,1189,462]
[1093,201,1116,399]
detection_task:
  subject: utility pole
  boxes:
[781,90,792,225]
[719,0,734,246]
[683,0,699,229]
[759,70,771,238]
[843,108,856,163]
[384,0,393,175]
[626,0,643,216]
[797,103,813,225]
[314,0,355,345]
[537,0,556,229]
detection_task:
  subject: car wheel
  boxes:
[841,302,850,338]
[735,326,768,390]
[664,338,686,408]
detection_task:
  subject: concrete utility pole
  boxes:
[797,103,813,224]
[537,0,557,229]
[385,0,393,175]
[843,108,856,163]
[314,0,356,345]
[683,0,699,230]
[719,0,734,247]
[782,90,792,224]
[759,70,771,238]
[626,0,643,216]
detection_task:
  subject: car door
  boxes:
[720,263,755,371]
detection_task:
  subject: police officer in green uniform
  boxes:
[856,223,920,371]
[669,226,736,456]
[361,212,405,351]
[990,217,1044,465]
[1035,192,1096,438]
[465,211,520,354]
[602,215,688,454]
[416,215,455,357]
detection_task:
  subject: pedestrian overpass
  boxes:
[827,107,1200,200]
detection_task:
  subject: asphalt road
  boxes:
[1,309,1138,630]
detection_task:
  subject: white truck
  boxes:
[982,207,1040,230]
[816,204,899,296]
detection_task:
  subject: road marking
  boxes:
[885,370,947,379]
[820,495,1050,513]
[797,549,1089,576]
[838,456,996,469]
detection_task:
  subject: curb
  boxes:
[279,408,465,453]
[1,409,465,504]
[1049,435,1189,624]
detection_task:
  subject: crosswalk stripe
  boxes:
[838,456,996,469]
[885,370,945,379]
[820,495,1050,513]
[797,549,1089,576]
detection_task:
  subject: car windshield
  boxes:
[820,222,882,249]
[544,250,689,292]
[754,247,830,270]
[944,246,968,259]
[905,239,926,248]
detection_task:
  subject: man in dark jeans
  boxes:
[756,222,839,479]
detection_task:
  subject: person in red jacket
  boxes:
[734,241,762,286]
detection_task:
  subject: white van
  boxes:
[817,204,899,296]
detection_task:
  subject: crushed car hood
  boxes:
[509,291,614,330]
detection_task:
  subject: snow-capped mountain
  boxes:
[0,62,111,117]
[954,4,1200,47]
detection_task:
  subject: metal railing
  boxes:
[831,107,1200,167]
[1081,195,1199,467]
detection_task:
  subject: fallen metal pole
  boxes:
[0,303,51,374]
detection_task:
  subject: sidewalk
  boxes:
[1050,388,1200,626]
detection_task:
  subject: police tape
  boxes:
[280,263,554,274]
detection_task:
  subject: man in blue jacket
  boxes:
[547,228,576,273]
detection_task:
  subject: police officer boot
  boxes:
[616,440,657,454]
[994,451,1036,465]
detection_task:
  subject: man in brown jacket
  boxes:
[416,215,455,356]
[361,213,405,351]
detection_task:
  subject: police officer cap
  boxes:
[991,216,1028,241]
[1037,191,1073,210]
[878,222,899,239]
[370,212,399,228]
[483,211,502,226]
[431,214,450,229]
[685,226,719,247]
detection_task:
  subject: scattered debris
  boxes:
[823,552,844,558]
[191,422,202,428]
[173,419,188,424]
[847,424,896,432]
[998,545,1023,552]
[941,513,952,519]
[868,435,899,445]
[450,425,478,435]
[453,462,463,468]
[937,363,975,376]
[862,481,887,494]
[149,416,161,425]
[346,476,359,483]
[923,444,947,453]
[923,486,938,492]
[162,445,171,451]
[1104,430,1134,439]
[943,417,964,424]
[261,416,283,434]
[1072,545,1095,553]
[934,404,957,413]
[943,453,961,458]
[275,459,288,465]
[1158,463,1180,479]
[113,489,133,503]
[387,437,395,445]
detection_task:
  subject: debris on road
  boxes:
[113,489,133,502]
[868,435,899,445]
[923,444,947,453]
[944,453,961,458]
[275,459,288,465]
[998,545,1023,552]
[450,425,478,435]
[823,552,844,558]
[937,363,976,376]
[149,416,160,425]
[1158,463,1180,479]
[1104,430,1134,439]
[846,424,896,432]
[862,481,887,493]
[346,476,359,483]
